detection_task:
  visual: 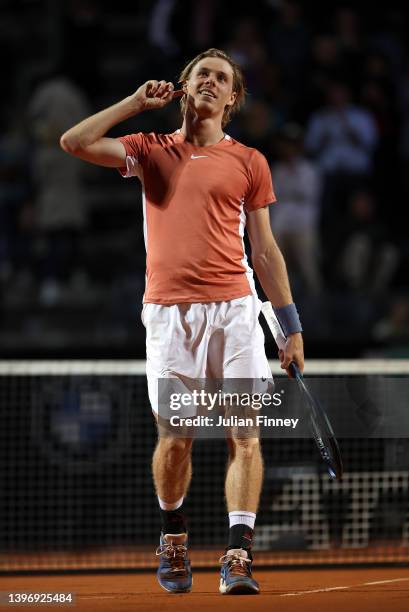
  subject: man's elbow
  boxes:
[59,132,81,155]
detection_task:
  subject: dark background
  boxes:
[1,0,409,359]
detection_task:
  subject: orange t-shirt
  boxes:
[118,130,275,304]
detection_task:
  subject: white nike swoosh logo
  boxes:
[190,154,208,159]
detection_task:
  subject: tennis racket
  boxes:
[261,301,343,480]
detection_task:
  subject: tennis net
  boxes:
[1,360,408,571]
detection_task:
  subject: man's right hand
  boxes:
[132,80,177,112]
[60,79,179,168]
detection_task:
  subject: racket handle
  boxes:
[289,361,302,379]
[261,301,286,350]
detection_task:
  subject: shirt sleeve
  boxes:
[244,149,276,212]
[117,133,150,178]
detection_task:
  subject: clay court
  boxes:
[2,567,409,611]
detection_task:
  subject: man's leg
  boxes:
[153,434,194,593]
[144,301,207,592]
[152,436,193,534]
[225,437,263,542]
[219,436,263,595]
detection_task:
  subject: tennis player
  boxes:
[60,48,304,595]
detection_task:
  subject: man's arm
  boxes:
[60,80,176,167]
[246,206,304,374]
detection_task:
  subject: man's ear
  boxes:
[226,91,237,107]
[182,81,188,94]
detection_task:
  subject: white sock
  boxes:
[229,511,256,529]
[158,495,184,511]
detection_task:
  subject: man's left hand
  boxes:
[278,332,304,377]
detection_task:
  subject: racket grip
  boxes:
[261,301,287,350]
[289,362,301,379]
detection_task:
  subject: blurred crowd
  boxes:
[0,0,408,356]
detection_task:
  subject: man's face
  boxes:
[184,57,237,121]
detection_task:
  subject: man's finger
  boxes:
[280,357,295,379]
[146,80,159,97]
[156,80,169,97]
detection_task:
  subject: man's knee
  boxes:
[228,437,260,460]
[157,436,193,459]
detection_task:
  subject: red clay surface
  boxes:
[1,567,409,611]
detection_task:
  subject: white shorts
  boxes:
[142,295,272,413]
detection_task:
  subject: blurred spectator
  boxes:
[226,18,268,98]
[299,34,343,119]
[269,123,322,296]
[148,0,181,57]
[373,296,409,345]
[361,52,398,136]
[332,7,365,91]
[334,189,399,296]
[267,0,310,108]
[327,189,399,339]
[360,77,396,147]
[258,60,284,108]
[190,0,218,51]
[371,8,406,80]
[62,0,102,104]
[397,65,409,211]
[363,52,397,94]
[227,17,266,69]
[0,17,18,133]
[149,0,220,58]
[305,80,377,177]
[0,128,31,286]
[28,72,90,305]
[304,80,378,250]
[239,100,281,158]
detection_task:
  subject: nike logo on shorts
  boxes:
[190,154,209,159]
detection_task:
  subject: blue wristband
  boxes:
[273,303,303,337]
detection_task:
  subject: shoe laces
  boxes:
[219,551,251,577]
[156,542,188,572]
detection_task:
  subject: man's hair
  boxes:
[178,48,246,128]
